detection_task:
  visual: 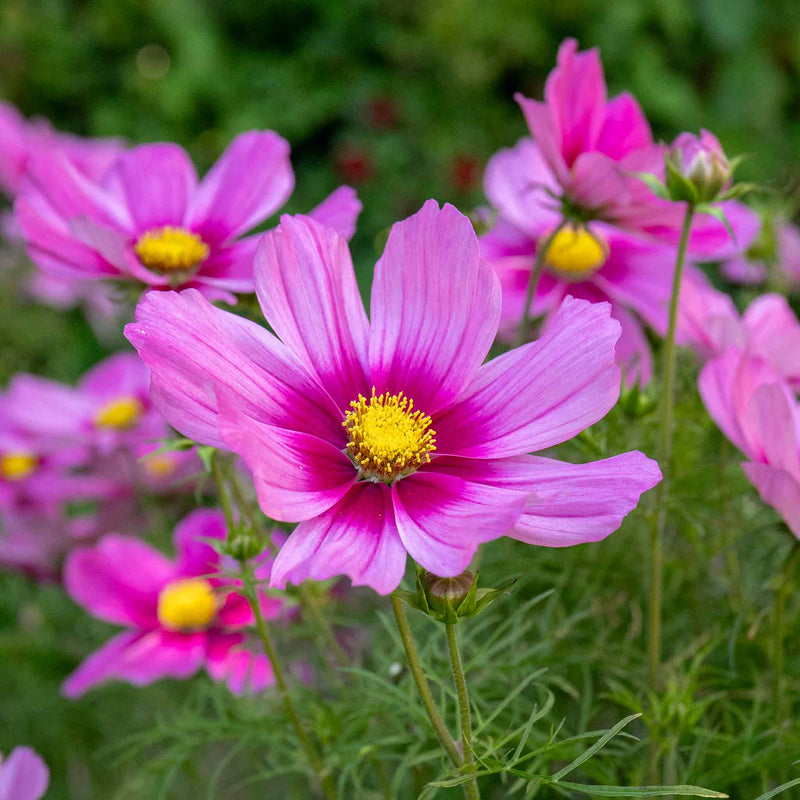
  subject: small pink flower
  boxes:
[62,509,282,696]
[0,746,49,800]
[127,201,661,594]
[15,131,361,301]
[699,350,800,537]
[668,130,731,203]
[0,100,122,199]
[679,274,800,389]
[720,217,800,288]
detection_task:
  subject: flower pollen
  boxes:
[157,578,217,631]
[134,226,209,276]
[94,396,143,430]
[543,225,607,279]
[0,451,39,481]
[344,389,436,481]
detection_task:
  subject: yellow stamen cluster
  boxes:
[543,225,608,279]
[0,451,39,481]
[157,578,217,631]
[94,396,143,430]
[344,389,436,481]
[134,226,209,275]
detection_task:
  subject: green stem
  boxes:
[445,623,480,800]
[773,541,800,720]
[242,563,338,800]
[211,451,236,534]
[515,218,568,347]
[390,596,461,768]
[649,203,695,693]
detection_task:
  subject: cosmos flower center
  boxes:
[157,578,217,631]
[142,453,178,479]
[94,396,143,430]
[134,226,210,276]
[344,389,436,482]
[542,225,607,279]
[0,451,39,481]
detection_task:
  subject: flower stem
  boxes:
[515,218,568,347]
[390,595,461,768]
[445,623,480,800]
[241,562,338,800]
[649,203,694,693]
[773,540,800,720]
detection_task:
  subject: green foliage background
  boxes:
[1,1,800,798]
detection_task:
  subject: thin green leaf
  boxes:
[752,777,800,800]
[551,713,641,781]
[547,780,728,798]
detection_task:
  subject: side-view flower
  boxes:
[127,200,661,594]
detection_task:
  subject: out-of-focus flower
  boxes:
[449,154,481,194]
[127,201,661,594]
[699,350,800,537]
[62,509,283,696]
[667,130,731,204]
[0,100,123,200]
[678,273,800,388]
[365,95,399,130]
[334,142,374,185]
[15,132,361,302]
[0,746,49,800]
[720,215,800,288]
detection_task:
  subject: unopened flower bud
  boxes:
[224,528,264,562]
[422,570,476,616]
[667,130,731,204]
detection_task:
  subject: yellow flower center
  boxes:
[344,389,436,482]
[94,396,143,430]
[142,453,178,479]
[0,451,39,481]
[542,225,608,279]
[157,578,217,631]
[134,226,209,276]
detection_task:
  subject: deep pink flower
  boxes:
[62,509,282,696]
[126,201,661,594]
[15,131,361,302]
[0,100,122,199]
[679,274,800,388]
[0,746,49,800]
[699,350,800,537]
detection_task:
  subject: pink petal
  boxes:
[63,535,174,627]
[0,746,49,800]
[369,200,501,414]
[743,294,800,386]
[173,509,226,578]
[0,101,29,196]
[543,39,607,166]
[567,151,631,218]
[677,270,743,358]
[270,481,407,595]
[609,304,653,387]
[62,630,143,698]
[514,93,569,184]
[392,469,526,577]
[125,288,344,448]
[778,223,800,284]
[113,143,197,231]
[218,398,355,522]
[78,351,149,400]
[188,130,294,242]
[594,93,653,160]
[255,215,370,410]
[741,462,800,539]
[720,255,766,285]
[306,185,362,240]
[482,138,561,238]
[198,234,260,293]
[435,296,621,458]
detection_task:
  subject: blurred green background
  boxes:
[3,2,800,797]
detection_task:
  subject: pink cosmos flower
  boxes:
[63,509,282,696]
[0,746,49,800]
[511,39,758,253]
[699,350,800,537]
[126,201,661,594]
[678,273,800,388]
[15,131,361,302]
[480,138,758,384]
[0,100,122,199]
[720,217,800,287]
